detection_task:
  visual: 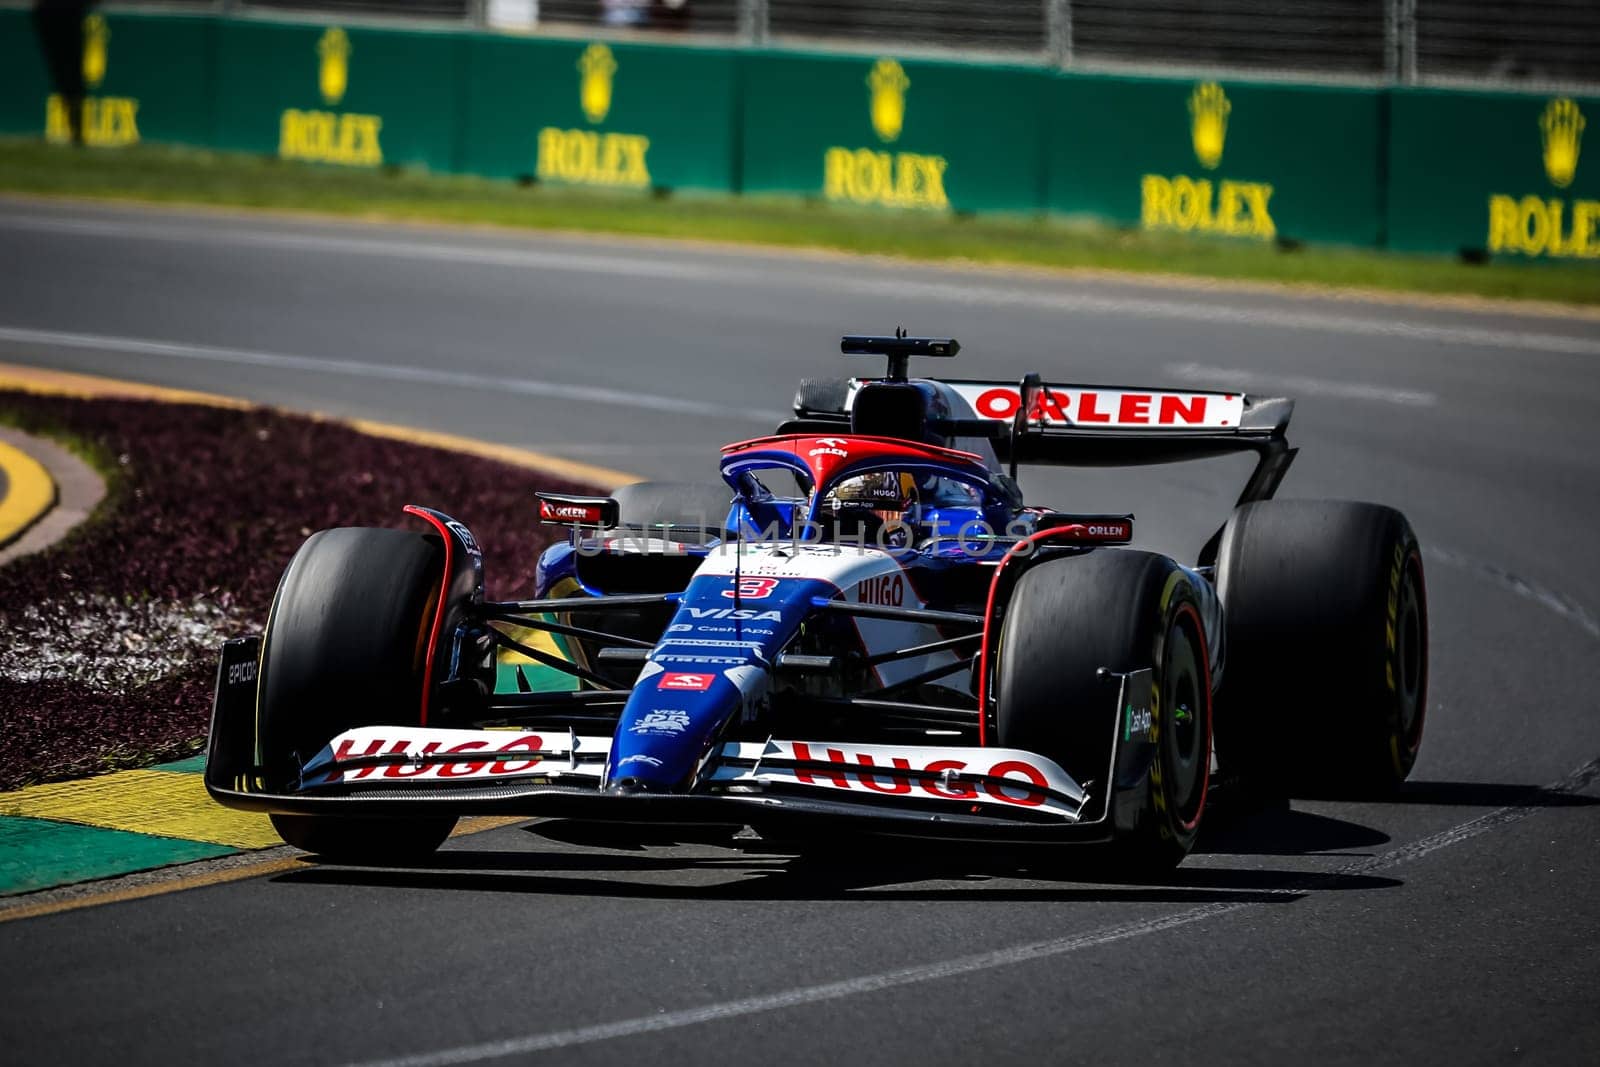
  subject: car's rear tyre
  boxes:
[1214,499,1428,798]
[257,526,458,859]
[996,550,1213,872]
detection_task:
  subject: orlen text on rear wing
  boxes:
[943,375,1297,567]
[944,377,1292,465]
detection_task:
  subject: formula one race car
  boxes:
[206,334,1429,871]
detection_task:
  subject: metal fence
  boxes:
[91,0,1600,87]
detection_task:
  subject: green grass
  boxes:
[2,138,1597,306]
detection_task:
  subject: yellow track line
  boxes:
[344,416,638,489]
[0,856,308,925]
[0,816,529,925]
[1,769,283,849]
[0,361,640,489]
[0,438,57,547]
[0,360,638,921]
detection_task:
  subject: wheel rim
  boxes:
[1162,611,1208,831]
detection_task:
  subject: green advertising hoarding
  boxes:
[741,51,1050,214]
[213,19,466,172]
[1048,74,1385,247]
[460,37,739,193]
[1388,88,1600,261]
[0,8,51,137]
[7,7,1596,269]
[0,10,214,149]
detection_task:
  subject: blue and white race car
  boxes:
[207,334,1429,871]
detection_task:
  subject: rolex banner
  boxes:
[212,20,466,172]
[0,10,216,149]
[739,53,1052,215]
[0,8,49,136]
[1,8,1595,267]
[1046,74,1385,247]
[458,37,739,192]
[1387,88,1599,260]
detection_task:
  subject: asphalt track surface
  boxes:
[2,196,1599,1066]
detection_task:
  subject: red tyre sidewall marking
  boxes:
[976,527,1088,746]
[1172,600,1212,835]
[403,506,454,727]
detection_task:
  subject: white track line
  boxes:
[4,212,1598,358]
[846,276,1600,358]
[0,325,784,423]
[1167,361,1438,407]
[347,756,1600,1067]
[0,213,726,282]
[1426,546,1600,642]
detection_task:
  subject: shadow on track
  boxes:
[266,815,1400,903]
[1194,804,1391,857]
[1391,780,1600,807]
[265,774,1596,901]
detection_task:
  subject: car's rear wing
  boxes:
[786,361,1298,567]
[790,373,1293,486]
[938,376,1293,465]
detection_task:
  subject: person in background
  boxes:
[601,0,649,26]
[652,0,691,30]
[31,0,92,146]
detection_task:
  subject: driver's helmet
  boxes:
[823,470,988,547]
[825,470,917,524]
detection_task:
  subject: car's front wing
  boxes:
[207,638,1152,843]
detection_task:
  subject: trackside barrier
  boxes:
[738,51,1051,215]
[0,10,216,149]
[1047,74,1386,248]
[1387,87,1600,260]
[213,20,465,172]
[0,9,1594,268]
[0,8,49,137]
[461,37,740,192]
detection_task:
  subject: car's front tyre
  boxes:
[256,526,459,860]
[996,550,1213,872]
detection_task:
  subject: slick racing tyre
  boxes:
[1214,499,1428,798]
[612,481,736,543]
[257,526,458,860]
[996,551,1213,872]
